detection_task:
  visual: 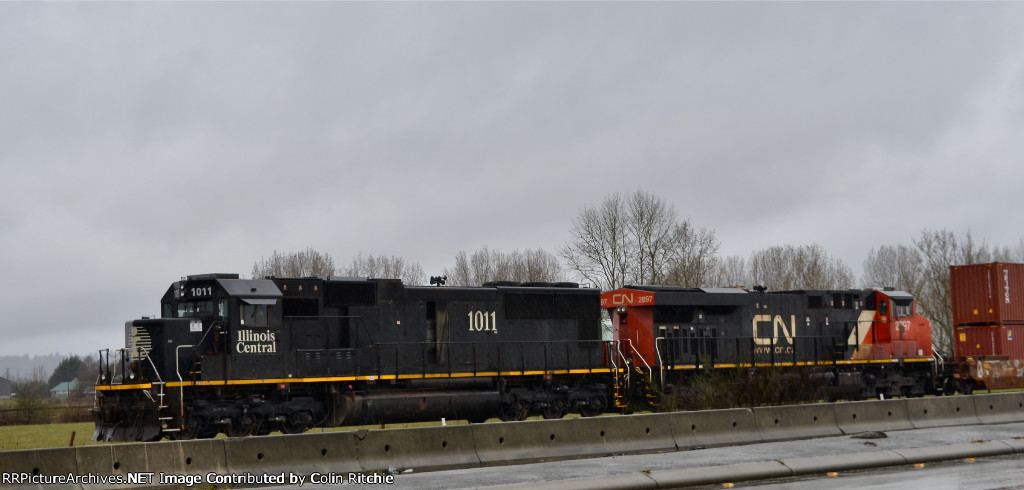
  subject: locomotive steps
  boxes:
[3,392,1024,489]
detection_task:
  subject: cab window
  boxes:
[241,304,269,327]
[894,300,913,317]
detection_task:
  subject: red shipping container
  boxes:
[954,324,1024,361]
[950,262,1024,326]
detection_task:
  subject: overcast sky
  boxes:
[2,2,1023,359]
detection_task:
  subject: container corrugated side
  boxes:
[950,262,1024,326]
[954,324,1024,360]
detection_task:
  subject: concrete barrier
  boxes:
[142,439,228,477]
[906,396,981,429]
[832,399,913,434]
[971,392,1024,424]
[669,408,761,449]
[353,425,479,473]
[471,418,582,466]
[76,443,153,490]
[753,403,841,441]
[0,447,79,490]
[223,431,360,477]
[573,412,676,457]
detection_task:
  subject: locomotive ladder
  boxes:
[161,344,198,436]
[613,340,656,409]
[154,381,179,435]
[136,346,179,436]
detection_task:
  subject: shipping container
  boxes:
[954,324,1024,360]
[949,262,1024,326]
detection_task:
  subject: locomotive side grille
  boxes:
[130,325,152,361]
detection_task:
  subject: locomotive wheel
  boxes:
[579,396,605,418]
[941,377,954,396]
[281,412,312,434]
[225,417,253,438]
[541,400,566,420]
[179,418,203,440]
[251,422,272,436]
[499,400,528,422]
[959,380,975,395]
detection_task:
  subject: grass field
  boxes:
[0,422,101,452]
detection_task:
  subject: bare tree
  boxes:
[748,244,854,291]
[663,220,720,287]
[561,193,632,290]
[861,244,924,292]
[628,190,677,284]
[711,255,748,288]
[561,190,720,290]
[251,247,336,278]
[912,229,996,355]
[343,252,426,285]
[444,246,564,286]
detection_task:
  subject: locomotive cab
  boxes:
[109,275,284,379]
[864,289,932,360]
[163,274,284,381]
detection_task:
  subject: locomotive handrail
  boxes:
[626,339,653,380]
[175,344,194,425]
[613,340,629,386]
[139,346,162,383]
[654,337,665,389]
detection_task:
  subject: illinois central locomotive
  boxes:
[94,273,942,442]
[93,274,609,441]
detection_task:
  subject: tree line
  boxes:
[251,189,1024,355]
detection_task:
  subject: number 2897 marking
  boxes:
[468,310,498,333]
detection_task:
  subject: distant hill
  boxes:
[0,354,76,382]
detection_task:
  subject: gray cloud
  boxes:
[2,2,1023,356]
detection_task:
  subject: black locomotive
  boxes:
[92,274,610,441]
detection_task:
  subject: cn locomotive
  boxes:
[93,272,944,442]
[602,286,936,401]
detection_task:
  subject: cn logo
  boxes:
[752,314,796,346]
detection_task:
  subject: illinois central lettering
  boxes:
[752,314,797,346]
[236,329,277,353]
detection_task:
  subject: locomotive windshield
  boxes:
[176,299,227,319]
[894,299,913,318]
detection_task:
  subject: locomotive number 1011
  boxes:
[468,310,498,333]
